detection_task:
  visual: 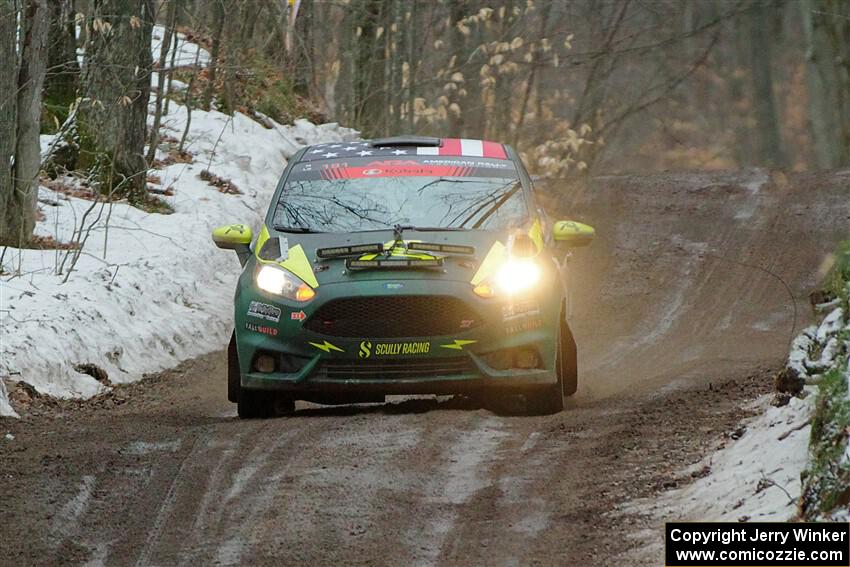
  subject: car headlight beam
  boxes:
[495,259,541,295]
[256,264,315,301]
[473,258,543,298]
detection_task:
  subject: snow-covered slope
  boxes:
[1,78,356,417]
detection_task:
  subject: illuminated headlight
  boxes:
[495,259,541,295]
[255,264,315,301]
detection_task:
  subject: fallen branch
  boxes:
[778,418,811,441]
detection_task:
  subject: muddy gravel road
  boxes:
[1,169,848,566]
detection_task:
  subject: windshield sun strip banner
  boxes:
[299,139,508,162]
[346,258,444,269]
[316,243,385,258]
[288,155,517,182]
[406,242,475,255]
[321,163,474,180]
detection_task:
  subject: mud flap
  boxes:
[227,332,240,403]
[561,315,578,397]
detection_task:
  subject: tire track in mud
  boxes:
[401,416,509,567]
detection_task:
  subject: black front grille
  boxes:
[317,357,476,381]
[304,295,480,338]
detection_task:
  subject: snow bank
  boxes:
[645,393,812,523]
[0,100,356,417]
[648,303,849,521]
[625,302,849,562]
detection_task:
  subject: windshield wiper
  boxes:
[352,226,468,233]
[397,225,469,232]
[273,225,325,233]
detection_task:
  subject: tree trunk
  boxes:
[446,0,467,137]
[2,0,48,246]
[747,0,785,167]
[0,0,19,244]
[44,0,79,111]
[202,0,225,111]
[78,0,154,203]
[801,0,840,167]
[147,0,178,163]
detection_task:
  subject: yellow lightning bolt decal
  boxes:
[308,340,344,353]
[440,339,477,350]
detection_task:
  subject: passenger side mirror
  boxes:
[212,223,253,265]
[553,220,595,247]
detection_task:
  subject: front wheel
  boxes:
[237,389,295,419]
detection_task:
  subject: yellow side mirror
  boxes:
[212,223,253,249]
[553,220,595,247]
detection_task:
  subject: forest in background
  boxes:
[1,0,850,248]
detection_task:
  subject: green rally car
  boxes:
[212,136,594,418]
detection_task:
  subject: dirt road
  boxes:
[1,169,847,566]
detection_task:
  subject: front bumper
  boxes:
[242,351,557,395]
[234,279,561,396]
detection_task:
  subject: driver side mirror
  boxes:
[553,220,595,247]
[212,223,253,265]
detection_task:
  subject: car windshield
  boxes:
[272,157,528,233]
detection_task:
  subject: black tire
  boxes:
[524,326,567,415]
[238,389,295,419]
[237,388,272,419]
[227,332,240,403]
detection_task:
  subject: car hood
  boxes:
[260,226,517,287]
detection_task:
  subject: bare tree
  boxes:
[0,0,48,246]
[44,0,79,113]
[0,0,19,244]
[147,0,178,164]
[747,0,784,167]
[801,0,849,168]
[78,0,155,203]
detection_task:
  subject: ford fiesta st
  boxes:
[212,136,595,418]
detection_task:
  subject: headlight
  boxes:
[474,259,542,298]
[495,259,541,294]
[255,264,315,301]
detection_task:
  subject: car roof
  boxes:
[297,136,510,163]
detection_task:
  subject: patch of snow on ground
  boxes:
[657,393,812,522]
[734,168,770,220]
[625,304,849,564]
[1,93,356,417]
[624,393,813,565]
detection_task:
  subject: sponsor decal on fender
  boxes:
[290,310,306,321]
[502,300,541,321]
[247,300,281,322]
[309,340,344,353]
[358,340,431,358]
[505,318,543,335]
[245,322,278,336]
